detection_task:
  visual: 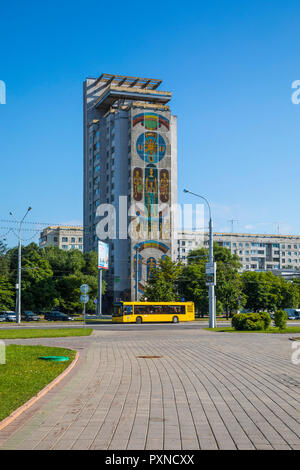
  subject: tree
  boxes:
[0,275,15,311]
[143,257,182,302]
[178,244,244,317]
[241,271,298,312]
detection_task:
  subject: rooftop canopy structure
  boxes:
[91,74,171,112]
[93,73,162,90]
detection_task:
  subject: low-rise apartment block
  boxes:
[39,226,84,251]
[177,231,300,272]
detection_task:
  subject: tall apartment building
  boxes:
[39,226,83,251]
[177,231,300,272]
[83,74,177,302]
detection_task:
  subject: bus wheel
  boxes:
[136,317,142,324]
[172,316,179,323]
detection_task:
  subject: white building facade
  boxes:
[177,231,300,271]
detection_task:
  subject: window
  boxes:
[62,237,68,242]
[62,245,68,250]
[134,305,185,315]
[79,238,82,242]
[71,237,75,243]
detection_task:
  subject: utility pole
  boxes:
[184,190,216,328]
[135,246,139,301]
[10,207,32,324]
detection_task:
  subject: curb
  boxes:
[0,351,80,433]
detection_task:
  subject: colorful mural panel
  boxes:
[147,257,157,281]
[144,165,158,233]
[133,253,142,282]
[159,169,169,203]
[133,167,143,201]
[136,132,166,163]
[133,113,169,130]
[134,241,169,254]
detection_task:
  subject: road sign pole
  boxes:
[209,217,216,329]
[97,268,102,316]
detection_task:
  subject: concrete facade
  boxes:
[39,226,83,251]
[83,74,177,302]
[177,231,300,272]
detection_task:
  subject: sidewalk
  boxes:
[0,328,299,450]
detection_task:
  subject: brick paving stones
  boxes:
[0,327,299,450]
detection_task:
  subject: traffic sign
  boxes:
[80,284,90,294]
[80,294,89,304]
[205,262,216,286]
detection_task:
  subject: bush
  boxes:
[232,312,269,331]
[274,310,288,330]
[260,311,271,330]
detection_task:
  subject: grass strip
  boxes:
[0,345,76,421]
[0,328,93,340]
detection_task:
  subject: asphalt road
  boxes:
[0,320,300,331]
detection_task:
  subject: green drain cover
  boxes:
[39,356,69,362]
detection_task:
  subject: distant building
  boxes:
[177,231,300,272]
[39,226,83,251]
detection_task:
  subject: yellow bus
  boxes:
[112,301,195,324]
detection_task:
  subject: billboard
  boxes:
[98,241,109,270]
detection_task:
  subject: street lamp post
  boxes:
[10,207,32,324]
[183,190,216,328]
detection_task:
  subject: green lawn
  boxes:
[204,326,300,334]
[0,345,76,421]
[0,328,93,340]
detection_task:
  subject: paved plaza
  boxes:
[0,325,299,450]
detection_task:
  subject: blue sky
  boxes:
[0,0,300,247]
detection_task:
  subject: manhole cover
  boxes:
[136,355,162,359]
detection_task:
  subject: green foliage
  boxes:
[232,313,266,331]
[242,271,298,312]
[0,275,15,310]
[179,244,244,316]
[259,311,272,330]
[274,310,288,330]
[143,257,182,302]
[3,243,103,313]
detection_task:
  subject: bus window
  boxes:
[124,305,133,315]
[135,305,147,315]
[168,305,185,315]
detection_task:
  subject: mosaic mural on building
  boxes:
[131,109,172,297]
